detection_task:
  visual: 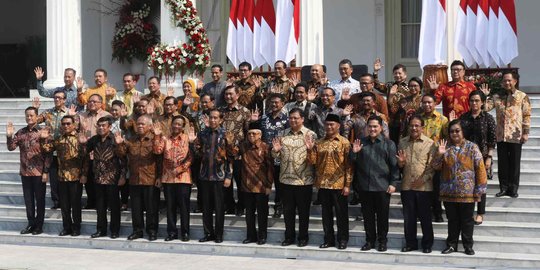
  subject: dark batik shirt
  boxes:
[240,141,274,193]
[196,127,233,181]
[459,111,496,158]
[7,126,51,176]
[83,134,125,185]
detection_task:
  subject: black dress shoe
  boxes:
[225,208,236,215]
[20,226,33,235]
[272,209,282,218]
[199,235,216,242]
[423,248,432,253]
[442,246,456,254]
[401,246,418,252]
[148,234,157,241]
[297,239,308,247]
[319,242,335,248]
[110,233,119,239]
[165,234,178,241]
[495,191,508,197]
[433,216,444,223]
[214,237,223,243]
[180,234,190,242]
[337,241,347,250]
[31,228,43,235]
[71,230,80,237]
[464,247,475,255]
[127,232,143,240]
[50,203,60,210]
[355,216,363,221]
[91,231,106,238]
[361,242,374,251]
[282,239,294,246]
[242,238,257,244]
[59,229,72,236]
[257,238,266,245]
[509,193,519,198]
[377,243,387,252]
[235,208,245,217]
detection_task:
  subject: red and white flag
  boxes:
[475,0,491,67]
[259,0,276,66]
[243,0,255,66]
[236,0,245,64]
[252,0,266,67]
[226,0,240,67]
[465,0,482,65]
[497,0,518,65]
[488,0,503,66]
[455,0,474,66]
[275,0,300,64]
[418,0,447,69]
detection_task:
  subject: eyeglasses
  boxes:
[450,68,464,72]
[53,96,65,100]
[449,129,461,134]
[88,100,101,104]
[61,122,72,126]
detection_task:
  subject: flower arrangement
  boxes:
[111,1,159,63]
[466,71,504,96]
[147,0,211,80]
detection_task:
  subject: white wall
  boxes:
[513,0,540,88]
[322,0,385,81]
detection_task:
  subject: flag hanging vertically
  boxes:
[252,0,266,67]
[475,0,491,67]
[418,0,447,69]
[488,0,502,67]
[260,0,276,66]
[243,0,255,66]
[226,0,239,67]
[455,0,475,66]
[236,0,245,63]
[275,0,300,64]
[465,0,482,65]
[497,0,518,65]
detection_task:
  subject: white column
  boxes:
[159,0,188,96]
[296,0,324,66]
[446,0,462,71]
[44,0,82,88]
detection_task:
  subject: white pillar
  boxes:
[159,0,189,96]
[446,0,462,73]
[296,0,324,66]
[44,0,82,88]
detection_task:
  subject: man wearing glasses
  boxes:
[427,60,477,119]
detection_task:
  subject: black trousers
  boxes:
[281,184,312,242]
[163,183,191,236]
[95,184,120,234]
[58,181,82,232]
[273,165,282,206]
[443,201,475,249]
[119,183,129,205]
[21,176,46,230]
[319,188,349,244]
[201,180,225,238]
[431,172,443,217]
[360,191,390,244]
[401,190,434,249]
[232,160,245,210]
[85,162,96,208]
[192,156,203,211]
[244,192,269,240]
[49,158,59,204]
[497,142,522,194]
[130,185,159,235]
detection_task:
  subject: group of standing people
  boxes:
[6,58,530,256]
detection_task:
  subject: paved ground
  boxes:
[0,244,473,270]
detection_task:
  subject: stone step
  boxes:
[1,232,539,269]
[492,157,540,170]
[1,203,539,238]
[0,99,55,109]
[1,215,540,256]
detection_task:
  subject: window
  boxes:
[401,0,422,59]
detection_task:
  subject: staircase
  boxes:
[1,94,540,268]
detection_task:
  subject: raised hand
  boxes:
[389,84,399,95]
[341,88,351,100]
[114,131,124,144]
[105,85,115,98]
[373,58,384,72]
[271,137,282,152]
[479,83,491,96]
[252,76,262,88]
[153,123,162,136]
[32,97,41,109]
[437,139,448,155]
[197,79,204,90]
[121,106,128,117]
[449,110,457,121]
[76,77,85,91]
[146,103,155,115]
[167,87,175,97]
[40,127,51,139]
[183,95,193,106]
[290,74,299,86]
[396,149,407,164]
[304,134,315,150]
[188,125,197,142]
[352,139,363,153]
[6,122,14,137]
[77,131,88,144]
[67,104,77,116]
[307,88,318,101]
[250,107,260,121]
[320,76,328,86]
[132,91,140,103]
[427,75,439,90]
[34,66,45,81]
[226,76,237,86]
[224,131,235,145]
[343,104,354,116]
